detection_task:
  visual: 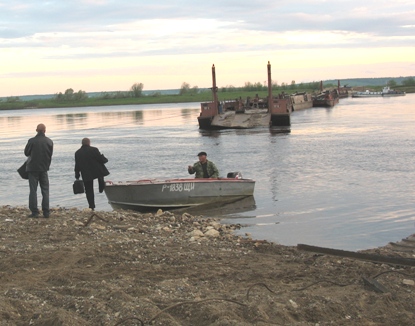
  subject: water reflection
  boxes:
[199,127,291,137]
[0,104,201,138]
[174,196,256,217]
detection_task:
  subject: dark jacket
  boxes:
[74,145,109,182]
[24,132,53,172]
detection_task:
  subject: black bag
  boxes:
[73,179,85,194]
[17,161,29,179]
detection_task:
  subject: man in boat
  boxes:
[74,138,109,211]
[188,152,219,178]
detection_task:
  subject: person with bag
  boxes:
[24,123,54,218]
[74,138,109,211]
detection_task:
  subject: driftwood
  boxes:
[84,212,109,226]
[297,244,415,267]
[362,277,389,293]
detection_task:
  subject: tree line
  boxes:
[2,77,414,104]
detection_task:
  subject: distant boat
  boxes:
[352,86,406,98]
[337,80,352,98]
[381,86,406,97]
[104,173,255,211]
[352,90,383,98]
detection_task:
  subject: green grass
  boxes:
[0,90,282,110]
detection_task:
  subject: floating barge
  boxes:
[312,81,340,107]
[290,92,313,111]
[198,62,292,130]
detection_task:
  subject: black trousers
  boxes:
[84,177,105,210]
[28,171,49,215]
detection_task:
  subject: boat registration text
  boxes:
[162,183,195,192]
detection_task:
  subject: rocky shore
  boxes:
[0,205,414,325]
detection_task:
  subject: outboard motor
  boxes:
[227,172,242,179]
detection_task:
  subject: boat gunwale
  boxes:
[105,178,255,186]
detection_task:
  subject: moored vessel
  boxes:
[290,92,313,111]
[312,81,340,107]
[352,90,383,98]
[381,86,406,97]
[104,173,255,211]
[198,62,292,129]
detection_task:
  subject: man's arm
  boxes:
[188,164,195,175]
[209,162,219,178]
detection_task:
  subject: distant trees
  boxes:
[6,96,20,103]
[220,85,236,92]
[289,80,296,90]
[100,91,130,99]
[55,88,88,101]
[179,82,199,95]
[402,77,415,86]
[179,82,190,95]
[130,83,144,97]
[242,82,265,91]
[387,80,397,87]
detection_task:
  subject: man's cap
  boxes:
[197,151,207,156]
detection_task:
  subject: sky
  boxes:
[1,0,414,97]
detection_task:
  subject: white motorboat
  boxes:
[381,86,406,96]
[352,90,383,98]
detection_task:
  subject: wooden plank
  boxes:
[297,244,415,267]
[362,277,389,293]
[387,242,415,252]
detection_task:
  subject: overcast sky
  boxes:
[1,0,414,96]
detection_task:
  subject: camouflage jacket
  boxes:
[188,160,219,178]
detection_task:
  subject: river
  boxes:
[1,95,414,251]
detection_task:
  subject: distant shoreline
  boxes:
[1,84,413,111]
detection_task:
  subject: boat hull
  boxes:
[352,93,382,98]
[210,111,270,129]
[312,97,339,107]
[290,93,313,111]
[382,93,406,97]
[104,178,256,211]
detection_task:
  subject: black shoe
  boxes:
[43,214,50,218]
[28,213,39,218]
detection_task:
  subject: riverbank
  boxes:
[0,206,414,325]
[2,85,414,111]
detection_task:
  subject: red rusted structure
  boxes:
[267,61,292,126]
[198,62,292,129]
[311,80,340,107]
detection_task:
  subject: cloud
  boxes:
[0,0,414,96]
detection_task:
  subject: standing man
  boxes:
[188,151,219,178]
[75,138,109,211]
[24,123,54,218]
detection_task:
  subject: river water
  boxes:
[1,96,414,251]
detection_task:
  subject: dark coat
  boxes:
[74,145,109,182]
[24,132,53,172]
